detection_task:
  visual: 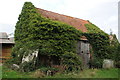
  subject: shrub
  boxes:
[19,58,37,72]
[115,43,120,68]
[39,67,59,73]
[89,58,103,69]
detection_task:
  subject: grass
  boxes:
[46,68,119,78]
[1,65,119,78]
[1,65,32,78]
[93,68,119,78]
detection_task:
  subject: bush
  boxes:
[40,67,59,72]
[115,61,120,68]
[19,57,38,72]
[89,58,103,69]
[115,43,120,68]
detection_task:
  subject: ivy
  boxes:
[83,23,110,68]
[61,51,82,72]
[84,23,110,59]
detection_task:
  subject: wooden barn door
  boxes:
[77,41,90,69]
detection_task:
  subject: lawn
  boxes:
[1,65,119,79]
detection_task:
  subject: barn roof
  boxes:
[37,8,89,32]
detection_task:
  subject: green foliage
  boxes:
[14,2,81,55]
[117,43,120,60]
[84,23,110,59]
[19,57,38,72]
[84,23,120,68]
[85,23,104,33]
[34,21,81,56]
[89,58,103,68]
[38,66,59,73]
[83,23,110,68]
[110,35,120,60]
[15,2,43,43]
[61,51,82,72]
[106,35,120,68]
[116,43,120,68]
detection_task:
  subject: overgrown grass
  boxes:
[93,68,119,78]
[1,65,32,78]
[46,68,119,78]
[1,65,119,78]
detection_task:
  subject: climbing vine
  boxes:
[84,23,110,59]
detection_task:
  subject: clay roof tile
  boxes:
[37,8,89,32]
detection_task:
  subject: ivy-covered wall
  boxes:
[84,23,110,59]
[10,2,82,71]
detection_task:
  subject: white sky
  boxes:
[0,0,119,39]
